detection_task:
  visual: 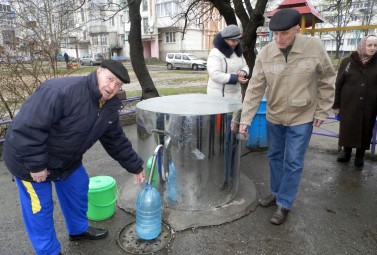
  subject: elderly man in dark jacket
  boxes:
[3,60,145,255]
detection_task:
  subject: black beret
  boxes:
[100,59,130,84]
[221,24,242,39]
[269,8,301,31]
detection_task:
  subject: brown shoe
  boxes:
[270,205,289,225]
[258,194,276,207]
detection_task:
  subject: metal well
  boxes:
[135,94,242,211]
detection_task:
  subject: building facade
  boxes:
[1,0,375,62]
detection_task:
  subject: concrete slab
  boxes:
[118,172,258,231]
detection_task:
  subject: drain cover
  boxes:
[117,221,173,254]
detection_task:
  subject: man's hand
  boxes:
[239,124,248,135]
[30,169,49,183]
[230,122,239,133]
[313,119,324,127]
[134,169,146,184]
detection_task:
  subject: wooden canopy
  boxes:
[267,0,325,29]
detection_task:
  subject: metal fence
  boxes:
[1,100,377,156]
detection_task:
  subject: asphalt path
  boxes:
[1,121,377,254]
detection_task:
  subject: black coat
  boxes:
[333,52,377,149]
[3,71,143,181]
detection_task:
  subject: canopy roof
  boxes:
[267,0,326,28]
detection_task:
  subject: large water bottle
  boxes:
[135,183,162,240]
[135,145,163,240]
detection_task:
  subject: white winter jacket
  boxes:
[207,34,249,122]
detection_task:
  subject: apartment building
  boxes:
[2,0,375,62]
[313,0,377,56]
[60,0,127,60]
[137,0,226,61]
[62,0,219,61]
[0,1,16,54]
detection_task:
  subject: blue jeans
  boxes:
[266,121,313,209]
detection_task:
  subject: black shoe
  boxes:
[354,157,364,167]
[69,226,108,241]
[258,194,276,207]
[337,147,352,162]
[354,149,365,167]
[270,206,289,225]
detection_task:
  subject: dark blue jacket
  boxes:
[3,71,143,181]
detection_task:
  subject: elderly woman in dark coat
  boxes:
[333,35,377,167]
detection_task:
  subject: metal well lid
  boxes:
[136,94,242,115]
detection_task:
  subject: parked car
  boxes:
[56,54,65,61]
[80,53,104,66]
[111,56,126,62]
[166,53,207,70]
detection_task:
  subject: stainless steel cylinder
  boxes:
[135,94,242,211]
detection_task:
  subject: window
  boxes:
[80,9,85,22]
[92,35,107,46]
[110,17,115,26]
[61,38,69,47]
[120,35,125,46]
[125,9,130,23]
[156,1,179,17]
[100,35,107,45]
[0,4,11,12]
[166,32,175,43]
[183,55,189,60]
[92,37,99,46]
[143,18,148,34]
[142,0,148,11]
[174,54,181,60]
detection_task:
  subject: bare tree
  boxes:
[0,0,84,120]
[359,0,376,36]
[173,0,268,96]
[319,0,376,58]
[127,0,159,99]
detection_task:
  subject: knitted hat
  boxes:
[221,25,242,39]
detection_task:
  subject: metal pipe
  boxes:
[148,144,163,185]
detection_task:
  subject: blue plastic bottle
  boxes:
[135,183,162,240]
[136,145,163,240]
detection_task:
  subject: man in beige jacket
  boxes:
[239,8,335,225]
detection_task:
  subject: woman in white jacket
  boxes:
[207,24,249,132]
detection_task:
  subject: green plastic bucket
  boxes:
[87,176,118,221]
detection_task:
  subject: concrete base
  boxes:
[117,172,258,231]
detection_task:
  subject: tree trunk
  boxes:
[210,0,268,99]
[128,0,159,99]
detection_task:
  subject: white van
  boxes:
[165,53,207,70]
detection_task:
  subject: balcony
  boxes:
[89,25,107,34]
